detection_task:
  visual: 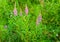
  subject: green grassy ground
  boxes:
[0,0,60,42]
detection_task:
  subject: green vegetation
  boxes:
[0,0,60,42]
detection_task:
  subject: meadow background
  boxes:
[0,0,60,42]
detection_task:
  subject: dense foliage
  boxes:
[0,0,60,42]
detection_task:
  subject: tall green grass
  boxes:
[0,0,60,42]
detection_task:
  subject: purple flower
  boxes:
[13,7,17,16]
[25,5,28,15]
[36,14,42,25]
[13,2,17,16]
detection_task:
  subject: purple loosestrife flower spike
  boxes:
[36,14,42,25]
[25,4,28,15]
[13,2,17,16]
